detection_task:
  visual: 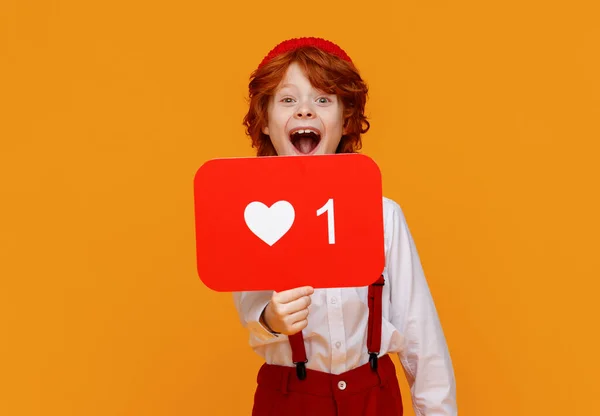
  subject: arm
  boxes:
[386,202,457,415]
[232,291,283,344]
[232,287,314,345]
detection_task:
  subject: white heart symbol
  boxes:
[244,201,295,246]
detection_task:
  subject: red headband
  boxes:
[257,37,353,70]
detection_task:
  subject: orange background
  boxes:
[1,1,599,415]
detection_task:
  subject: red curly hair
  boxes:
[243,44,370,157]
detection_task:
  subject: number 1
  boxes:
[316,198,335,244]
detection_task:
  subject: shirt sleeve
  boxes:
[386,201,458,415]
[232,291,289,345]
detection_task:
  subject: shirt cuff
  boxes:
[246,300,280,341]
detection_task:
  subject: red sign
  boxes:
[193,153,384,292]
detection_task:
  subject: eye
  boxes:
[280,97,295,103]
[317,97,332,104]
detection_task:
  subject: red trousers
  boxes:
[252,354,403,416]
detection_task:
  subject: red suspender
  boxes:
[288,331,308,380]
[367,274,385,370]
[288,274,385,380]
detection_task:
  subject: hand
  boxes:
[262,286,314,335]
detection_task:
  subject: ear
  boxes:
[262,125,269,135]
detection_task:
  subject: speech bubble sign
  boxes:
[193,153,384,292]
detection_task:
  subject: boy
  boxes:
[233,37,457,415]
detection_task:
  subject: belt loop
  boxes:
[280,367,290,396]
[376,359,384,388]
[374,363,383,388]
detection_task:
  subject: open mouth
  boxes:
[289,128,321,155]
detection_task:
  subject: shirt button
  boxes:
[335,341,341,348]
[338,380,347,390]
[331,297,337,304]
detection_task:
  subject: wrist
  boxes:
[260,303,280,335]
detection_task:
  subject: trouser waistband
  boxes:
[256,354,396,398]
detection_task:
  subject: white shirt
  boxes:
[233,197,457,416]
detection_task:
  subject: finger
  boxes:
[281,295,311,315]
[289,319,308,334]
[274,286,314,304]
[286,308,309,325]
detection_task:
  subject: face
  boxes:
[262,62,346,156]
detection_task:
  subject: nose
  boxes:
[294,102,316,119]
